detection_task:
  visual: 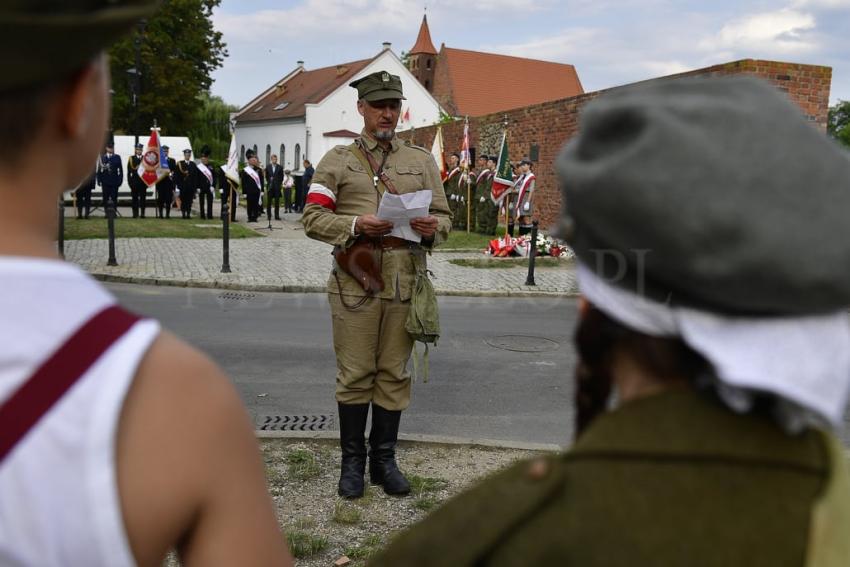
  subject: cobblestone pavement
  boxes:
[64,213,578,297]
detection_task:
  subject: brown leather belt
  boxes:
[377,236,414,250]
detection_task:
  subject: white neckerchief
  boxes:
[577,262,850,430]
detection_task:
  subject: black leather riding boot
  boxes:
[368,404,411,495]
[338,402,369,499]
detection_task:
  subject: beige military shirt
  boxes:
[301,131,452,300]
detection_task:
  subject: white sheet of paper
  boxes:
[376,190,432,243]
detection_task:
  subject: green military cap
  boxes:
[0,1,158,92]
[349,70,406,101]
[556,75,850,315]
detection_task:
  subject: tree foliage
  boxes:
[187,93,239,161]
[828,100,850,148]
[108,0,227,136]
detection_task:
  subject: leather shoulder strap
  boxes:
[349,140,399,195]
[0,305,141,465]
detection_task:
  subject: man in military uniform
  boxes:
[265,154,283,220]
[155,145,176,218]
[369,77,850,566]
[513,158,536,235]
[474,155,496,235]
[302,71,451,500]
[443,153,461,227]
[97,141,122,209]
[176,148,198,219]
[240,149,264,222]
[75,165,96,219]
[127,142,147,217]
[195,146,217,220]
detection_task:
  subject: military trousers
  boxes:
[329,292,413,411]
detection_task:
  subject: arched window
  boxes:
[279,144,286,168]
[294,144,301,170]
[240,145,245,161]
[265,144,271,165]
[426,58,432,70]
[253,144,258,157]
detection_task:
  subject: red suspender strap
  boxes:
[0,305,141,464]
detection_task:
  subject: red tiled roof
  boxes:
[436,47,584,117]
[237,58,375,123]
[410,15,437,55]
[323,129,359,137]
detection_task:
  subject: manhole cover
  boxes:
[257,414,334,431]
[218,292,257,301]
[485,335,561,353]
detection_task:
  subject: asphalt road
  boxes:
[107,283,580,447]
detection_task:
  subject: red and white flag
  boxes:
[431,126,447,182]
[138,127,169,187]
[491,131,513,204]
[460,118,470,170]
[402,108,410,123]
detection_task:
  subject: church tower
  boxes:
[407,14,438,92]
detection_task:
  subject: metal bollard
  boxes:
[524,220,539,286]
[57,196,65,259]
[221,198,231,273]
[107,197,118,266]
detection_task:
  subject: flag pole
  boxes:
[503,114,510,239]
[464,116,471,234]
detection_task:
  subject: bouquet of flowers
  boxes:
[486,234,575,259]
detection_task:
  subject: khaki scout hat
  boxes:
[349,71,406,101]
[556,75,850,316]
[0,1,158,92]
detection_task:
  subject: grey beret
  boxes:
[557,75,850,315]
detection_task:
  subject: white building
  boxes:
[232,44,444,172]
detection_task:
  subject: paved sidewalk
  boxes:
[64,211,578,296]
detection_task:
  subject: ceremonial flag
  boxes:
[460,118,470,170]
[491,131,513,204]
[402,108,410,123]
[138,127,169,187]
[431,126,447,182]
[222,132,240,184]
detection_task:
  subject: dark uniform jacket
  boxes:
[97,153,123,187]
[195,161,218,193]
[175,159,198,194]
[239,165,264,196]
[370,388,850,567]
[265,163,283,197]
[157,157,177,193]
[127,154,146,190]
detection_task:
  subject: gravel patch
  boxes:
[164,438,546,566]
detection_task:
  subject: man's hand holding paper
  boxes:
[376,189,433,242]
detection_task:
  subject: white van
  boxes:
[64,134,193,204]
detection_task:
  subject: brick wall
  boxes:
[400,59,832,230]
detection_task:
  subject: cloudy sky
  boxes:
[211,0,850,108]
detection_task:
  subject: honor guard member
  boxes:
[176,148,198,219]
[155,145,176,218]
[0,2,293,565]
[240,149,264,222]
[97,141,122,208]
[302,71,452,500]
[513,158,536,235]
[475,155,496,235]
[127,142,147,217]
[443,152,461,223]
[75,165,96,219]
[370,76,850,567]
[470,153,488,232]
[265,154,284,220]
[196,146,217,220]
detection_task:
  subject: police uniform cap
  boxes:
[349,71,406,102]
[105,141,114,148]
[161,145,169,151]
[520,158,533,166]
[183,148,192,154]
[556,75,850,315]
[0,1,158,93]
[135,143,144,149]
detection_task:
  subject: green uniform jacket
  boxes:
[369,388,850,567]
[301,132,452,300]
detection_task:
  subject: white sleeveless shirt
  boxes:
[0,257,159,566]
